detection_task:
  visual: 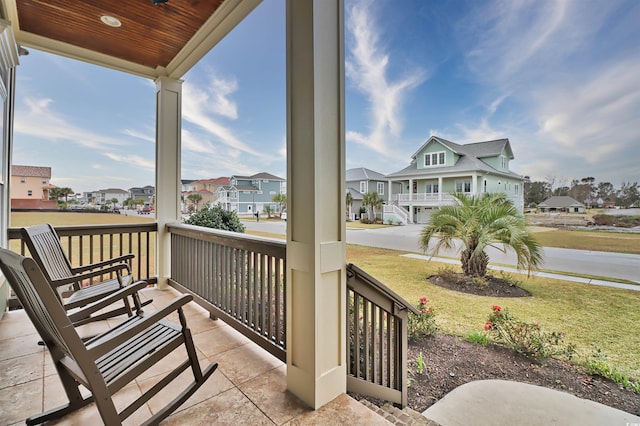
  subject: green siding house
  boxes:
[386,136,525,224]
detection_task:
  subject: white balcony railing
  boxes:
[395,193,457,204]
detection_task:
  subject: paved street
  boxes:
[242,221,640,284]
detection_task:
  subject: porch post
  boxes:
[286,0,346,409]
[472,172,478,195]
[438,176,443,201]
[155,77,182,290]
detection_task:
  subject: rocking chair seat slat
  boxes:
[65,274,133,309]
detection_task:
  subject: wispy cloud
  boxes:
[103,153,154,170]
[122,128,155,143]
[15,97,128,148]
[182,72,277,161]
[456,0,640,182]
[345,0,426,156]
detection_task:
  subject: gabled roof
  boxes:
[387,136,520,180]
[96,188,129,194]
[193,177,230,185]
[538,196,585,208]
[346,167,386,182]
[11,165,51,178]
[346,187,364,201]
[233,172,285,181]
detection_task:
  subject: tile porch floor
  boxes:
[0,287,389,425]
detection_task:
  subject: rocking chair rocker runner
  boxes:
[21,224,150,326]
[0,248,219,425]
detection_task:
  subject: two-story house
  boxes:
[182,177,230,211]
[10,165,58,210]
[386,136,525,224]
[129,185,155,205]
[218,172,286,215]
[346,167,401,220]
[84,188,129,207]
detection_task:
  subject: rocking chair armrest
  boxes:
[51,263,132,287]
[87,294,194,359]
[71,254,134,274]
[66,281,149,323]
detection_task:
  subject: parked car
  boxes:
[141,206,153,214]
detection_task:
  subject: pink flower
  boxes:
[421,308,427,314]
[492,305,501,312]
[420,297,428,304]
[484,321,492,331]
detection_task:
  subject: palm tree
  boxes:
[59,187,74,204]
[272,193,287,218]
[187,193,203,212]
[345,191,353,219]
[110,198,119,210]
[362,191,383,222]
[419,193,542,278]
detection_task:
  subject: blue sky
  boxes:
[12,0,640,194]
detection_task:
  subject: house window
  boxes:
[425,183,439,194]
[377,182,384,195]
[424,151,446,167]
[484,180,487,193]
[515,184,519,195]
[360,181,367,193]
[27,190,33,196]
[20,178,25,183]
[455,180,471,193]
[501,156,508,169]
[42,178,47,184]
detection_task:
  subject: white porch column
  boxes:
[286,0,346,409]
[472,173,478,195]
[155,77,182,290]
[438,176,443,201]
[387,179,392,203]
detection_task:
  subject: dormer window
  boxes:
[424,151,445,167]
[501,156,508,169]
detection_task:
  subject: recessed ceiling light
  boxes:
[100,15,122,28]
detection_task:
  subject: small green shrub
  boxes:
[407,296,437,339]
[415,352,425,375]
[465,331,489,347]
[484,305,575,360]
[184,203,245,233]
[583,346,640,393]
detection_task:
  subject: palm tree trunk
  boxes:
[461,247,489,277]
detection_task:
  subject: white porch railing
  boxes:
[395,193,457,204]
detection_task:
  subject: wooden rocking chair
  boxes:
[0,247,218,425]
[21,224,150,326]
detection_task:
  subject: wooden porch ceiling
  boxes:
[0,0,261,79]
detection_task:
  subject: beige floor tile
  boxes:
[286,393,391,425]
[214,343,283,385]
[137,359,233,415]
[193,324,251,358]
[134,344,207,382]
[238,365,309,424]
[0,351,44,389]
[162,387,275,426]
[0,312,38,341]
[0,379,43,425]
[0,332,44,361]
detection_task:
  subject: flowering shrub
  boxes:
[407,296,437,339]
[484,305,575,360]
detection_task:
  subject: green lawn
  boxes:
[528,228,640,255]
[10,211,154,227]
[347,244,640,381]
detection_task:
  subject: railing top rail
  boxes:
[167,222,286,257]
[346,263,419,315]
[8,222,158,240]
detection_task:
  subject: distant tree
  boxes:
[59,187,74,204]
[184,203,245,233]
[523,181,550,206]
[263,204,273,219]
[616,182,640,208]
[110,198,119,210]
[552,186,570,196]
[346,191,353,218]
[596,182,615,204]
[123,198,134,210]
[272,193,287,217]
[49,187,62,200]
[362,191,383,222]
[187,193,203,211]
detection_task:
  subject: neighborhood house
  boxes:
[386,136,525,224]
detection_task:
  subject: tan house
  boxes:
[10,165,57,210]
